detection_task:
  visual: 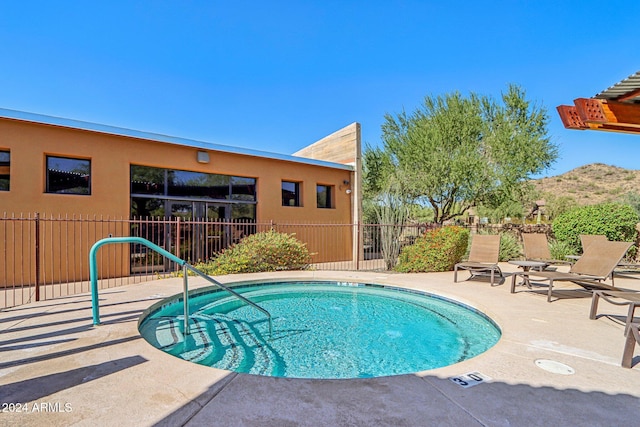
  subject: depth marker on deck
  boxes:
[449,371,491,388]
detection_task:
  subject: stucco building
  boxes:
[0,108,361,285]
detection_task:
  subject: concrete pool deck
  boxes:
[1,266,639,426]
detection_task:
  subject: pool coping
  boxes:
[1,267,639,426]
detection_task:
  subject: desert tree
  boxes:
[364,84,557,224]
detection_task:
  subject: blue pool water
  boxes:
[138,281,501,379]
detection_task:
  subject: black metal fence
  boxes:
[1,213,435,309]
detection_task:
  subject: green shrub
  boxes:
[475,229,522,261]
[548,238,577,261]
[498,232,522,261]
[552,203,639,252]
[395,226,469,272]
[192,230,312,275]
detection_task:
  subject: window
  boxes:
[0,150,9,191]
[46,156,91,195]
[231,176,257,201]
[130,165,165,195]
[168,170,230,199]
[130,165,257,218]
[316,184,333,209]
[232,203,256,221]
[282,181,300,207]
[131,165,256,201]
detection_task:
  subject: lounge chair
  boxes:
[511,240,633,302]
[574,234,637,279]
[590,290,640,336]
[584,235,640,272]
[580,235,608,261]
[622,323,640,368]
[521,233,571,268]
[565,234,608,263]
[580,234,608,251]
[454,234,502,286]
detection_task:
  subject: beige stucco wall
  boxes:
[293,122,361,165]
[294,122,362,260]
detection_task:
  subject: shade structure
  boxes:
[557,71,640,135]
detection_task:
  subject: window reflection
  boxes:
[0,150,9,191]
[46,156,91,195]
[131,165,255,201]
[317,184,333,209]
[282,181,300,206]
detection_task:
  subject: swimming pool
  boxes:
[138,281,501,379]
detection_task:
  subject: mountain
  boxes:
[531,163,640,206]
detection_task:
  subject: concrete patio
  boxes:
[1,265,639,426]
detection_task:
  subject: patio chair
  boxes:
[511,240,633,302]
[521,233,571,269]
[454,234,502,286]
[590,290,640,336]
[622,323,640,368]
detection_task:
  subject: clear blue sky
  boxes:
[1,1,639,177]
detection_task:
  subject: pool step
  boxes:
[138,316,185,349]
[144,312,277,375]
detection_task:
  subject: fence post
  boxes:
[355,222,361,271]
[35,212,40,302]
[175,216,181,271]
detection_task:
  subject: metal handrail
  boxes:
[89,237,272,339]
[183,263,272,338]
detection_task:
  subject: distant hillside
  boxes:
[531,163,640,206]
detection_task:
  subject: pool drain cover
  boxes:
[534,359,575,375]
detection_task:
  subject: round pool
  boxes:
[138,281,501,379]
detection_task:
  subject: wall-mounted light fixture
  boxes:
[340,179,352,194]
[197,151,210,164]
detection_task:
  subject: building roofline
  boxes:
[0,107,354,171]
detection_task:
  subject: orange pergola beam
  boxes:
[557,98,640,134]
[557,105,587,130]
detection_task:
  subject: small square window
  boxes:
[282,181,301,207]
[46,156,91,195]
[0,150,9,191]
[316,184,333,209]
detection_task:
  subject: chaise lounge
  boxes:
[622,323,640,368]
[521,233,572,269]
[574,234,637,282]
[454,234,502,286]
[511,240,633,302]
[590,290,640,336]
